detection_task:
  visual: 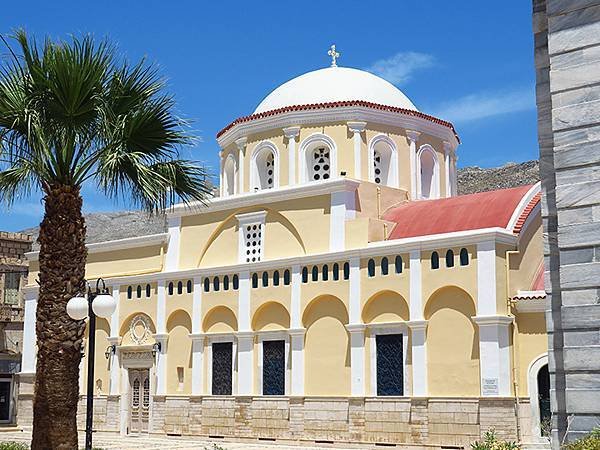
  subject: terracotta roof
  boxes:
[383,185,535,240]
[512,192,541,234]
[216,100,459,141]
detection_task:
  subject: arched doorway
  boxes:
[528,354,551,439]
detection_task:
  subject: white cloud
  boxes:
[430,87,536,124]
[366,52,435,85]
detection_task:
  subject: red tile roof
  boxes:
[216,100,459,141]
[383,185,535,240]
[512,192,541,234]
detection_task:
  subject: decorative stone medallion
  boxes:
[129,314,151,345]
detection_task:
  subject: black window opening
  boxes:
[136,285,142,298]
[145,284,151,298]
[187,280,193,293]
[376,334,403,396]
[177,281,183,295]
[431,251,440,270]
[127,286,133,299]
[322,265,328,281]
[302,267,308,283]
[332,263,339,281]
[262,272,269,287]
[537,364,551,436]
[223,275,229,291]
[273,271,280,286]
[395,255,403,274]
[213,277,220,291]
[283,270,291,285]
[233,274,239,290]
[446,249,455,268]
[312,266,318,282]
[343,262,350,280]
[168,282,174,296]
[381,257,389,275]
[252,273,259,289]
[204,278,210,292]
[368,259,376,277]
[262,340,285,396]
[212,342,233,395]
[460,248,469,266]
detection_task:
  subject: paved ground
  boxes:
[0,430,374,450]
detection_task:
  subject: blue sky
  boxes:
[0,1,537,231]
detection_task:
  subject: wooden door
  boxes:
[129,369,150,433]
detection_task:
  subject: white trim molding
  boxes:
[507,182,541,232]
[288,327,306,396]
[406,130,421,199]
[235,137,247,194]
[299,133,338,183]
[407,320,428,396]
[236,211,267,264]
[283,126,301,186]
[346,323,366,396]
[190,333,205,395]
[221,152,238,197]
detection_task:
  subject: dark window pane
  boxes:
[204,278,210,292]
[263,340,285,395]
[136,285,142,298]
[381,257,389,275]
[168,282,174,296]
[186,280,193,293]
[223,275,229,291]
[145,284,151,298]
[252,273,259,288]
[262,272,269,287]
[460,248,469,266]
[312,266,318,282]
[233,275,239,290]
[212,342,233,395]
[283,270,291,285]
[273,271,280,286]
[368,259,375,277]
[376,334,403,396]
[333,263,339,281]
[446,249,454,268]
[177,281,183,295]
[343,262,350,280]
[127,286,132,299]
[213,277,220,291]
[395,256,403,274]
[431,251,439,270]
[302,267,308,283]
[322,265,328,281]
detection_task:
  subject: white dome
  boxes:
[254,67,418,114]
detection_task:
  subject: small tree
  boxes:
[0,31,211,449]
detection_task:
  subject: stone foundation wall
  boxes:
[19,395,538,447]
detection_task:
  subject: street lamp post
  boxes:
[67,278,117,450]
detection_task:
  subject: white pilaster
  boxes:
[409,250,427,396]
[190,334,205,395]
[443,141,452,198]
[154,333,168,395]
[21,291,37,374]
[348,257,361,324]
[235,137,247,194]
[192,276,202,334]
[290,265,301,329]
[238,270,251,331]
[237,331,254,395]
[165,216,181,271]
[406,130,421,199]
[348,121,367,179]
[477,240,497,316]
[289,328,305,395]
[472,316,513,396]
[108,336,120,395]
[346,324,366,396]
[283,126,300,186]
[109,286,120,338]
[156,280,167,334]
[119,365,128,435]
[407,320,428,396]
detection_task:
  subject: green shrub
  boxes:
[563,428,600,450]
[0,442,29,450]
[471,429,520,450]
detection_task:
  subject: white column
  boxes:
[219,151,224,197]
[284,126,300,186]
[443,141,452,198]
[289,329,305,395]
[237,270,253,395]
[347,121,367,179]
[347,324,366,396]
[235,137,247,194]
[472,316,513,396]
[119,365,128,435]
[349,257,361,324]
[190,334,205,395]
[156,280,167,334]
[165,216,181,271]
[108,285,120,395]
[330,191,347,252]
[21,291,37,374]
[477,241,497,316]
[409,249,427,396]
[290,265,301,329]
[155,280,168,395]
[406,130,421,199]
[190,276,204,395]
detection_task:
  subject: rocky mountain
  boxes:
[22,160,540,249]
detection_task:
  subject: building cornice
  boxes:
[216,102,460,149]
[19,226,517,293]
[24,233,169,262]
[166,178,361,218]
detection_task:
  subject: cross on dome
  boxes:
[328,44,340,67]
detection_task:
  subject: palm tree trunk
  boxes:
[32,185,87,450]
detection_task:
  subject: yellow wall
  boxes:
[515,312,547,396]
[166,310,192,394]
[425,287,480,396]
[509,215,543,295]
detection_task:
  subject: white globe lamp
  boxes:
[92,293,117,318]
[66,296,89,320]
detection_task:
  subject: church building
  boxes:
[18,48,550,448]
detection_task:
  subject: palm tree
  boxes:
[0,31,211,449]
